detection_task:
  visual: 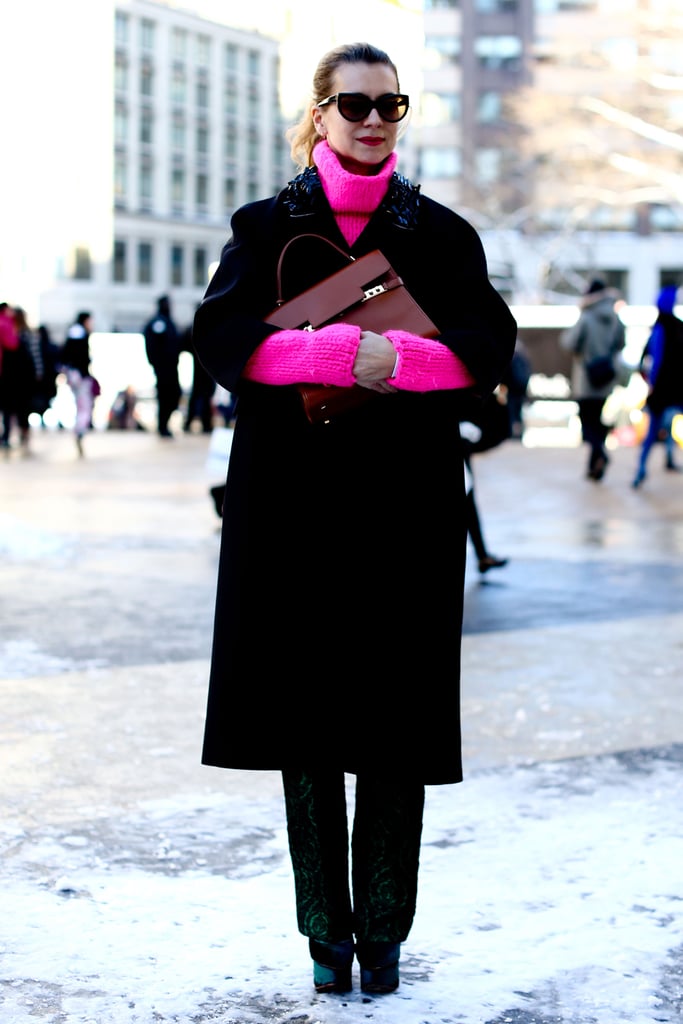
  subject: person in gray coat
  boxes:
[561,278,626,480]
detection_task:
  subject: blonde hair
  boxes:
[286,42,400,172]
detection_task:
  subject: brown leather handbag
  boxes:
[266,234,439,424]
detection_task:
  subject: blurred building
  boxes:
[4,0,682,332]
[420,0,683,305]
[11,0,421,337]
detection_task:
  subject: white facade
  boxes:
[2,1,424,338]
[105,1,287,334]
[6,1,287,338]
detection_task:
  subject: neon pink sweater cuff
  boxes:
[385,331,475,391]
[243,324,361,386]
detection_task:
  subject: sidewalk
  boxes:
[1,427,682,1024]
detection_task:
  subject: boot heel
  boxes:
[357,941,400,994]
[309,938,354,994]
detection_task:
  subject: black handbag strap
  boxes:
[274,234,355,307]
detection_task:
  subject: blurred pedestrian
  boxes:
[0,302,19,446]
[502,337,531,440]
[0,306,38,451]
[182,319,214,434]
[632,284,683,488]
[32,325,60,427]
[143,295,181,438]
[191,40,516,997]
[107,385,145,431]
[60,311,99,457]
[213,384,237,426]
[459,394,509,574]
[561,278,625,481]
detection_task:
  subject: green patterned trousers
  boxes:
[281,769,425,944]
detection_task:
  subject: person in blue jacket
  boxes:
[632,284,683,487]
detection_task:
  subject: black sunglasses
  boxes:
[317,92,410,123]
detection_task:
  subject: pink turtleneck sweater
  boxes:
[243,141,474,392]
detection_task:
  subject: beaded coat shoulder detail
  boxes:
[280,166,421,230]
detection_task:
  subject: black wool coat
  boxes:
[192,169,517,785]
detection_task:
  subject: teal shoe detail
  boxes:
[309,938,354,994]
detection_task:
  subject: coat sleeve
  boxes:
[406,200,517,397]
[192,202,283,393]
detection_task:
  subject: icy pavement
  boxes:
[1,429,683,1023]
[2,743,682,1024]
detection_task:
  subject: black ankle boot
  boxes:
[309,938,354,994]
[356,941,401,994]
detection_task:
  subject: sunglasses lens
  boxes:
[338,95,372,121]
[378,96,408,122]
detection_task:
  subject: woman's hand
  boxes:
[353,331,398,393]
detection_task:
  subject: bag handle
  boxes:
[274,233,355,307]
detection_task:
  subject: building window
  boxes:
[196,34,211,67]
[651,207,683,232]
[421,147,462,177]
[114,102,128,144]
[224,176,236,213]
[247,81,260,119]
[247,182,259,203]
[563,268,627,294]
[224,42,238,71]
[140,107,153,145]
[139,161,154,208]
[171,115,186,152]
[660,268,683,287]
[140,63,154,98]
[196,80,209,108]
[171,67,186,105]
[113,240,127,283]
[171,168,185,208]
[138,242,153,284]
[224,121,238,160]
[114,155,128,204]
[72,246,92,280]
[115,11,129,46]
[424,35,460,67]
[224,76,238,115]
[171,245,184,286]
[247,128,259,163]
[194,247,207,286]
[474,147,501,184]
[536,0,597,9]
[196,173,209,208]
[475,35,522,70]
[115,55,128,93]
[196,122,209,155]
[477,91,502,123]
[247,50,260,77]
[172,27,187,60]
[422,91,461,126]
[140,19,155,52]
[475,0,518,10]
[424,0,458,7]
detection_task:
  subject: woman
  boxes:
[60,311,97,456]
[632,284,683,487]
[192,42,517,996]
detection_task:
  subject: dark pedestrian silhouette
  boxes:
[143,295,181,437]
